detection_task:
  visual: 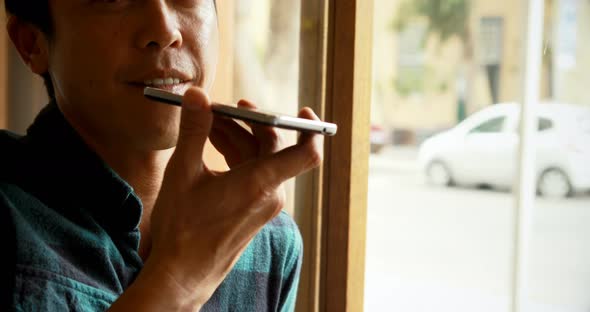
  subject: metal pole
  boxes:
[511,0,544,311]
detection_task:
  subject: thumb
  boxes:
[173,87,213,175]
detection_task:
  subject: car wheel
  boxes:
[426,161,453,186]
[538,168,572,198]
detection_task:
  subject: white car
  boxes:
[418,102,590,198]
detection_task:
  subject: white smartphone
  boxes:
[144,87,337,136]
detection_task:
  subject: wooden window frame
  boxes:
[296,0,373,311]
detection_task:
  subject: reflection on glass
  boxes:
[366,0,590,311]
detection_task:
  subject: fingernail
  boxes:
[183,89,210,111]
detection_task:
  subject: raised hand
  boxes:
[110,87,323,311]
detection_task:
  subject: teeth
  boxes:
[143,78,185,86]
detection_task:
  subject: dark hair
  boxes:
[5,0,55,99]
[4,1,217,100]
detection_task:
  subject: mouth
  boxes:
[128,77,194,94]
[142,77,190,87]
[127,68,197,94]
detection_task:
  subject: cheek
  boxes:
[49,34,121,98]
[199,26,220,90]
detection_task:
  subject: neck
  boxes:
[101,147,173,212]
[92,141,175,260]
[58,102,175,260]
[115,144,175,253]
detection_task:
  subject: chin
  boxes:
[121,106,180,151]
[137,120,180,151]
[130,128,179,151]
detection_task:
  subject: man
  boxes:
[1,1,322,311]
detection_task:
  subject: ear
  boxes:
[6,16,50,75]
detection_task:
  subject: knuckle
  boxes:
[247,165,284,207]
[250,165,277,195]
[306,141,323,168]
[260,128,281,151]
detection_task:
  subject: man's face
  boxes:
[46,0,219,150]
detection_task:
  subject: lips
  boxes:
[130,67,194,83]
[126,68,195,93]
[143,77,186,87]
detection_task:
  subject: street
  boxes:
[365,146,590,312]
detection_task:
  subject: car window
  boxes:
[538,118,553,131]
[469,116,505,134]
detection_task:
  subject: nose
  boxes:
[135,1,183,50]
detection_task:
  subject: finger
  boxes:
[210,115,259,167]
[240,129,323,191]
[237,99,282,154]
[209,126,242,167]
[209,116,259,168]
[172,87,213,176]
[296,107,322,146]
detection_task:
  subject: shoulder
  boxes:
[0,182,31,212]
[0,183,17,309]
[0,129,23,141]
[203,212,303,311]
[0,130,27,181]
[0,130,24,152]
[0,182,21,220]
[0,182,49,235]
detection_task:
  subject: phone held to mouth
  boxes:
[143,87,338,136]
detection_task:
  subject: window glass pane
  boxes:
[233,0,301,215]
[537,117,553,131]
[233,0,300,116]
[367,0,523,311]
[367,0,590,310]
[470,116,506,133]
[528,0,590,310]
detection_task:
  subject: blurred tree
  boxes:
[265,1,301,111]
[542,0,555,100]
[233,0,300,113]
[394,0,470,43]
[394,0,472,121]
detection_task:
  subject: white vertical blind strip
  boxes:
[511,0,545,311]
